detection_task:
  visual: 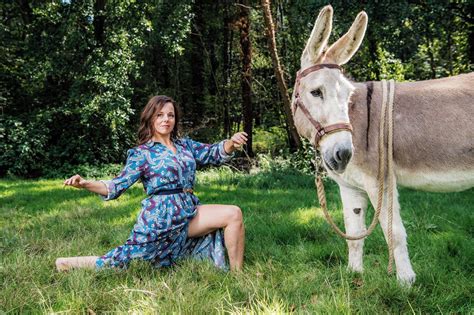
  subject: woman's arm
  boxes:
[64,175,108,196]
[185,132,248,166]
[64,148,145,200]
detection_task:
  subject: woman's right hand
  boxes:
[64,174,87,189]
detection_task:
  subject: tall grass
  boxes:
[1,166,472,313]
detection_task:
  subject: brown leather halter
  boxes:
[292,63,353,147]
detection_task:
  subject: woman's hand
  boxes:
[63,175,108,196]
[64,174,87,189]
[224,132,248,154]
[230,132,248,148]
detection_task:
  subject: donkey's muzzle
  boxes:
[325,145,352,173]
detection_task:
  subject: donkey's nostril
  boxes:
[335,147,352,164]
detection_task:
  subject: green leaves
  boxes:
[1,1,471,177]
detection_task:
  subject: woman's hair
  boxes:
[137,95,180,145]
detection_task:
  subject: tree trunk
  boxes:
[94,0,106,45]
[237,0,253,156]
[367,28,380,80]
[222,1,232,138]
[427,37,436,79]
[189,0,206,122]
[17,0,33,25]
[447,26,453,76]
[261,0,301,151]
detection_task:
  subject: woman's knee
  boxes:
[227,205,243,225]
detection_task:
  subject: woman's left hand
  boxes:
[225,132,248,154]
[230,132,248,148]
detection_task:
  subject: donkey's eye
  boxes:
[311,88,323,99]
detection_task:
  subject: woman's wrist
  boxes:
[224,139,234,154]
[81,180,90,189]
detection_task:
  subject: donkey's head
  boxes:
[292,6,367,174]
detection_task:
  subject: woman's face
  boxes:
[153,102,175,138]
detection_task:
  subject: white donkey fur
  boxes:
[292,5,474,285]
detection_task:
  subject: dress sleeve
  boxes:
[100,148,146,201]
[184,138,233,166]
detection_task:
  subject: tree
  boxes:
[261,0,301,151]
[237,0,253,156]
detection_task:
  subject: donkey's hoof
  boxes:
[347,263,363,273]
[397,270,416,286]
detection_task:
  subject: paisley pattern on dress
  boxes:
[95,138,232,270]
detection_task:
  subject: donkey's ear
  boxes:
[325,11,368,65]
[301,5,333,66]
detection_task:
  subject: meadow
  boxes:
[1,166,473,313]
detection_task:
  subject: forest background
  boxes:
[1,0,472,177]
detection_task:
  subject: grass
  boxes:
[1,167,473,313]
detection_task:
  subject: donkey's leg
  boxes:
[339,183,368,273]
[366,184,416,285]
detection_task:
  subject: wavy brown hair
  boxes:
[137,95,180,145]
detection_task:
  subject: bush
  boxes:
[255,138,323,177]
[253,126,287,155]
[0,114,51,177]
[41,162,124,179]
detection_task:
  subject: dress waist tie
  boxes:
[151,186,194,196]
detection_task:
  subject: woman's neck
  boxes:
[151,134,173,146]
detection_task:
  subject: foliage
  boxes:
[1,1,472,176]
[252,126,287,154]
[41,162,123,180]
[1,168,473,313]
[253,139,318,176]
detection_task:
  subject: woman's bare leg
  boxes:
[187,204,245,271]
[55,256,99,271]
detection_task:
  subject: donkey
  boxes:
[291,5,474,285]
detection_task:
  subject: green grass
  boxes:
[1,167,473,313]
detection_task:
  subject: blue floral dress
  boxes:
[95,138,233,270]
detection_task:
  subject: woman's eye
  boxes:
[311,89,323,98]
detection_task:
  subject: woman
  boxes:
[56,95,247,272]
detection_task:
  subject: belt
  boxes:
[151,187,194,196]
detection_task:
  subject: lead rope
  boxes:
[386,79,395,274]
[316,79,395,274]
[229,139,255,171]
[241,144,255,169]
